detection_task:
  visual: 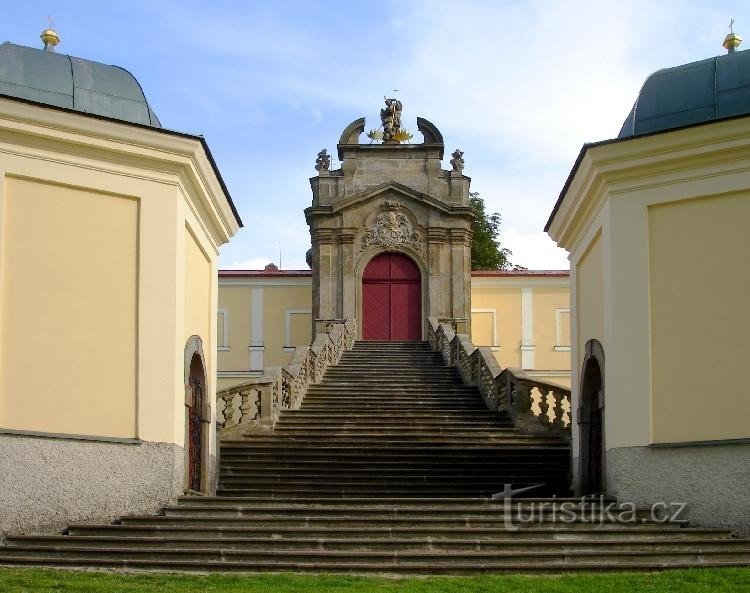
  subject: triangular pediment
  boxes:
[330,181,452,214]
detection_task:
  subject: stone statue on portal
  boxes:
[380,97,403,143]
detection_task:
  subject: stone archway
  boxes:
[362,252,422,340]
[184,336,208,493]
[578,339,605,495]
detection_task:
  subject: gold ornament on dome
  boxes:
[367,129,384,142]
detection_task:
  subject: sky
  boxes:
[5,1,750,270]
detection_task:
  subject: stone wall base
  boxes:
[607,443,750,535]
[0,433,184,537]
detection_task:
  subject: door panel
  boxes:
[363,281,390,340]
[391,281,421,340]
[362,253,421,341]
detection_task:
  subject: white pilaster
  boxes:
[248,287,264,371]
[521,286,535,369]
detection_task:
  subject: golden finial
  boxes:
[723,19,742,53]
[40,16,60,52]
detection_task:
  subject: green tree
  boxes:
[469,191,512,270]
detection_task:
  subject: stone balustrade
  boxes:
[427,317,571,438]
[216,318,356,439]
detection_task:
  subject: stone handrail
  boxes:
[427,317,571,438]
[216,318,356,439]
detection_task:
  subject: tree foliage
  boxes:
[469,192,512,270]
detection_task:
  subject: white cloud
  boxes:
[224,257,273,270]
[504,229,570,270]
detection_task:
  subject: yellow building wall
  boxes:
[649,192,750,442]
[533,288,571,371]
[576,232,604,356]
[471,288,522,368]
[217,286,252,371]
[184,227,212,351]
[217,277,570,388]
[263,286,312,367]
[0,177,137,438]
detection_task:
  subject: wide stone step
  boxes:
[318,380,466,387]
[219,462,568,473]
[118,514,673,529]
[302,396,484,402]
[8,535,747,555]
[225,439,569,449]
[64,523,732,541]
[272,421,514,430]
[161,505,656,520]
[217,473,567,484]
[173,496,610,509]
[215,488,570,499]
[279,412,503,421]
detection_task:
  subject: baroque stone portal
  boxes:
[306,106,473,340]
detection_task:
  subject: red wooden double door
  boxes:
[362,253,422,341]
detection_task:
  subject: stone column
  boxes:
[450,228,472,332]
[340,229,356,320]
[427,228,449,319]
[311,228,336,335]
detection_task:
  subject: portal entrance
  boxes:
[187,352,206,492]
[362,253,421,340]
[578,340,605,496]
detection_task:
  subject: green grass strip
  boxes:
[0,567,749,593]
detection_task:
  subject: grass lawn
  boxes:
[0,567,749,593]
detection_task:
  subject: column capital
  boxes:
[311,228,335,244]
[449,228,473,245]
[427,228,449,243]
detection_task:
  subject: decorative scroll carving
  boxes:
[361,201,422,253]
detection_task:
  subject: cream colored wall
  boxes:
[0,177,138,438]
[549,117,750,449]
[217,286,252,371]
[649,192,750,442]
[471,287,522,368]
[263,286,312,367]
[533,288,571,371]
[575,233,604,359]
[184,227,212,348]
[217,277,570,385]
[0,98,237,450]
[217,280,312,388]
[470,279,571,377]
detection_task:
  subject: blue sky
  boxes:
[5,1,749,269]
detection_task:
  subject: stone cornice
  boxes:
[320,180,473,217]
[547,115,750,253]
[0,95,241,247]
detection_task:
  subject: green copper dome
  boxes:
[619,49,750,138]
[0,42,160,127]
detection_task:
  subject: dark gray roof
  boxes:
[619,49,750,138]
[0,42,160,127]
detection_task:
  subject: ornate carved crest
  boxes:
[361,201,421,253]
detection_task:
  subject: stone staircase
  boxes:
[1,341,748,573]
